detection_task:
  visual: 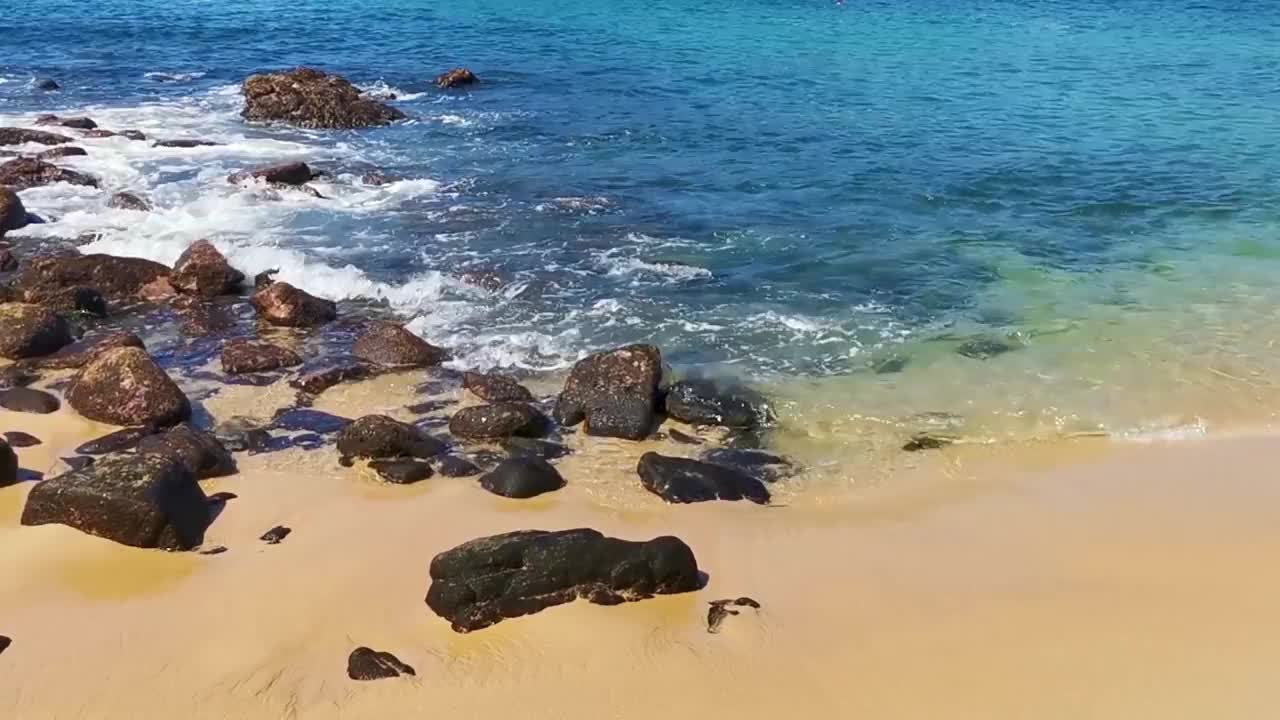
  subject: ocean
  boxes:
[5,0,1280,473]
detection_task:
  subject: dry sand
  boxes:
[3,386,1280,719]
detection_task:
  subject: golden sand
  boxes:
[3,380,1280,719]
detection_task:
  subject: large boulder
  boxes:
[170,240,244,297]
[463,371,533,403]
[66,347,191,427]
[0,127,72,146]
[336,414,447,462]
[241,68,406,129]
[21,285,107,317]
[664,379,771,429]
[251,282,336,327]
[0,303,72,359]
[553,344,663,440]
[478,457,564,499]
[11,253,170,303]
[435,68,479,89]
[352,322,446,367]
[0,158,98,191]
[424,529,702,632]
[0,187,30,235]
[228,161,314,186]
[449,403,546,441]
[20,455,210,550]
[0,437,16,487]
[31,331,144,370]
[636,452,769,505]
[137,423,235,479]
[221,339,302,374]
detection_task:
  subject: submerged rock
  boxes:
[153,138,220,148]
[171,239,244,297]
[478,457,565,499]
[0,127,72,146]
[21,455,210,550]
[435,68,479,89]
[663,379,771,429]
[425,528,702,632]
[35,78,61,91]
[137,423,236,479]
[241,67,406,129]
[0,387,61,414]
[369,459,434,484]
[212,416,273,453]
[108,192,152,211]
[554,344,663,440]
[0,158,98,191]
[273,408,350,434]
[0,437,16,487]
[352,321,446,367]
[228,161,315,186]
[449,403,546,441]
[902,430,959,452]
[336,414,447,462]
[66,347,191,428]
[251,281,336,327]
[955,335,1018,360]
[221,339,302,374]
[347,647,415,681]
[463,371,533,403]
[637,452,770,505]
[501,437,570,461]
[289,362,369,395]
[0,303,72,359]
[0,187,28,236]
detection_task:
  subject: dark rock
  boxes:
[273,408,350,434]
[82,129,117,139]
[406,399,452,415]
[75,426,156,455]
[870,354,909,374]
[701,448,793,483]
[36,146,87,161]
[0,247,18,271]
[478,457,565,499]
[0,365,37,389]
[36,78,61,91]
[32,332,144,370]
[353,321,446,367]
[241,68,406,129]
[369,459,433,484]
[0,437,15,487]
[212,417,272,453]
[707,597,761,634]
[221,339,301,374]
[121,130,147,141]
[360,170,398,186]
[501,437,570,461]
[11,253,170,303]
[637,452,769,505]
[458,269,504,292]
[0,158,98,191]
[664,379,771,429]
[137,423,235,479]
[554,344,662,440]
[66,347,191,428]
[956,336,1018,360]
[291,433,325,450]
[22,285,107,317]
[198,545,228,555]
[463,371,533,403]
[251,282,336,327]
[253,269,278,290]
[902,431,958,452]
[35,115,97,130]
[61,455,95,472]
[435,68,479,89]
[289,362,369,395]
[424,528,702,632]
[3,431,41,447]
[347,647,415,680]
[20,455,210,549]
[108,192,151,211]
[260,525,291,544]
[171,240,244,297]
[228,161,314,186]
[0,187,27,236]
[153,139,220,148]
[336,414,447,461]
[430,454,481,477]
[0,303,72,359]
[0,387,60,414]
[172,296,235,336]
[0,127,72,146]
[449,403,546,441]
[669,429,702,445]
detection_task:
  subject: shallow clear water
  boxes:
[5,0,1280,451]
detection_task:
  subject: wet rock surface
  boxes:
[75,426,156,455]
[463,371,534,402]
[0,365,36,389]
[260,525,291,544]
[353,321,446,367]
[0,187,30,236]
[0,127,72,146]
[171,240,244,297]
[449,403,546,441]
[707,597,762,633]
[501,437,570,461]
[21,455,210,550]
[11,253,170,303]
[137,423,236,479]
[0,158,98,191]
[347,647,415,681]
[336,414,447,462]
[66,347,191,428]
[0,387,61,414]
[554,344,663,440]
[425,528,702,632]
[35,146,87,161]
[108,192,152,211]
[35,115,97,130]
[369,459,434,484]
[430,454,482,477]
[664,379,770,429]
[478,457,565,499]
[0,303,72,359]
[32,332,144,370]
[229,161,314,186]
[435,68,479,88]
[637,452,770,505]
[3,431,41,448]
[273,408,350,434]
[956,336,1018,360]
[251,282,336,327]
[0,438,15,487]
[22,285,107,318]
[289,362,370,395]
[699,448,793,483]
[241,68,406,129]
[221,339,302,374]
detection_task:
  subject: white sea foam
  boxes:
[356,81,427,102]
[144,71,208,83]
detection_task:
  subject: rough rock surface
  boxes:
[347,647,416,680]
[664,379,770,429]
[251,282,336,327]
[221,339,302,374]
[463,371,534,402]
[75,426,157,455]
[229,161,314,186]
[0,303,72,359]
[449,403,546,441]
[0,127,72,146]
[32,331,144,370]
[553,344,663,440]
[435,68,479,89]
[424,528,702,632]
[1,187,30,235]
[0,437,16,487]
[171,240,244,297]
[478,457,565,499]
[108,192,151,211]
[241,68,406,129]
[66,347,191,427]
[11,253,170,303]
[352,322,446,367]
[368,459,434,484]
[35,115,97,130]
[430,454,481,477]
[0,158,98,191]
[21,285,106,317]
[336,414,447,462]
[20,455,210,550]
[0,387,61,414]
[35,146,87,160]
[289,362,369,395]
[636,452,770,505]
[137,423,236,479]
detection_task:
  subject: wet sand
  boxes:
[3,394,1280,719]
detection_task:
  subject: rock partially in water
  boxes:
[425,528,702,632]
[369,459,434,484]
[75,426,156,455]
[430,454,482,477]
[902,430,959,452]
[700,448,794,483]
[253,269,278,290]
[241,68,406,129]
[289,362,370,395]
[0,158,98,191]
[336,414,448,462]
[869,354,910,374]
[137,423,236,479]
[221,339,302,375]
[352,321,447,368]
[463,371,534,403]
[32,331,144,370]
[21,455,210,550]
[171,240,244,298]
[228,161,315,186]
[251,281,336,327]
[478,457,565,499]
[0,127,72,146]
[35,146,87,161]
[35,114,97,130]
[554,344,663,440]
[11,252,170,303]
[458,269,504,292]
[0,247,17,271]
[212,416,273,453]
[501,437,570,461]
[0,437,16,487]
[0,387,60,414]
[66,347,191,428]
[22,285,107,318]
[153,138,221,148]
[0,303,72,359]
[120,130,147,141]
[35,78,61,91]
[663,379,771,429]
[3,431,41,447]
[637,452,770,505]
[273,408,350,434]
[347,647,415,681]
[435,68,479,89]
[955,335,1018,360]
[260,525,291,544]
[108,191,152,212]
[0,365,37,389]
[449,403,547,441]
[668,429,703,445]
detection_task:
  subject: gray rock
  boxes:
[663,379,771,429]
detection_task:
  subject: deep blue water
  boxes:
[5,0,1280,377]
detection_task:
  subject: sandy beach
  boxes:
[3,375,1280,719]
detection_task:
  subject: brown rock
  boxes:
[11,252,170,302]
[0,158,98,191]
[336,414,448,461]
[0,387,61,414]
[463,371,534,402]
[221,339,302,374]
[35,115,97,130]
[448,403,546,441]
[35,146,87,161]
[170,240,244,297]
[137,423,236,479]
[228,161,314,186]
[241,68,406,129]
[66,347,191,427]
[353,321,446,367]
[20,285,107,317]
[553,344,663,440]
[0,437,15,487]
[108,192,151,211]
[0,303,73,359]
[0,127,72,146]
[435,68,479,89]
[32,331,145,370]
[0,247,16,271]
[0,187,28,235]
[251,281,336,327]
[289,362,369,395]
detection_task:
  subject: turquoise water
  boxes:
[5,0,1280,441]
